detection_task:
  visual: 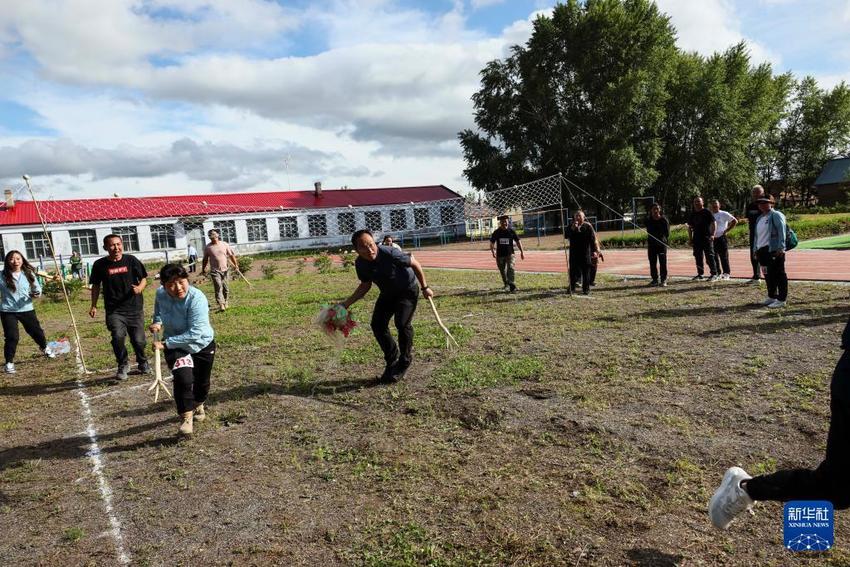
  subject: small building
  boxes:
[0,183,465,265]
[814,157,850,206]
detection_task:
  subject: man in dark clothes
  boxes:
[88,234,150,381]
[489,215,525,293]
[744,185,765,283]
[687,196,718,281]
[342,230,434,383]
[565,211,599,295]
[645,203,670,286]
[709,314,850,529]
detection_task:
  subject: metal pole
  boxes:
[559,205,571,295]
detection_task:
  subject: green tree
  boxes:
[459,0,677,212]
[776,77,850,205]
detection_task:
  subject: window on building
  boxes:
[279,216,299,239]
[365,210,382,232]
[390,209,407,231]
[246,219,268,242]
[414,208,430,229]
[69,229,98,256]
[337,212,356,235]
[23,232,52,260]
[111,227,139,252]
[308,214,327,237]
[440,206,457,226]
[150,224,176,249]
[212,220,237,243]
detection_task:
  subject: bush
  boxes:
[340,249,357,270]
[295,258,306,274]
[42,276,85,302]
[236,256,254,275]
[313,252,334,274]
[260,264,278,279]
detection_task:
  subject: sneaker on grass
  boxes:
[4,362,15,374]
[709,466,754,530]
[760,297,776,306]
[43,347,56,359]
[767,300,786,309]
[692,274,704,281]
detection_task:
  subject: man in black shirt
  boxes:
[489,216,524,293]
[89,234,149,380]
[687,196,718,281]
[342,230,434,383]
[565,211,599,295]
[744,185,765,282]
[645,203,670,286]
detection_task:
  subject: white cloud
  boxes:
[470,0,506,10]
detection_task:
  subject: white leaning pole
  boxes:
[22,175,91,374]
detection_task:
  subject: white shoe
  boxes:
[760,297,776,306]
[767,300,786,309]
[722,274,731,280]
[708,275,719,282]
[503,285,510,292]
[4,362,15,374]
[709,466,754,530]
[44,347,56,359]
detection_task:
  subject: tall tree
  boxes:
[459,0,677,213]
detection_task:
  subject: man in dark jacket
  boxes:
[565,211,599,295]
[645,203,670,286]
[687,197,717,281]
[744,185,765,283]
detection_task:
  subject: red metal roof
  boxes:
[0,185,461,227]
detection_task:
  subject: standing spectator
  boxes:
[687,197,718,281]
[88,234,150,381]
[69,250,83,280]
[381,235,402,250]
[752,195,788,308]
[150,263,215,436]
[744,185,765,283]
[202,230,238,312]
[645,203,670,286]
[708,314,850,529]
[565,211,599,295]
[709,199,738,280]
[489,215,524,293]
[0,251,55,374]
[341,230,434,383]
[187,243,198,273]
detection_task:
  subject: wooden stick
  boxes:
[427,296,459,348]
[148,331,172,402]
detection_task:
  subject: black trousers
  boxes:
[746,351,850,509]
[748,232,761,279]
[692,237,717,276]
[165,340,216,414]
[569,256,591,293]
[713,235,731,275]
[1,310,48,363]
[106,311,148,367]
[756,247,788,301]
[371,291,418,366]
[648,247,667,282]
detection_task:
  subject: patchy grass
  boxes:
[1,258,849,564]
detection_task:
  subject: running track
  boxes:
[413,248,850,282]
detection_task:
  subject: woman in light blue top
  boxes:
[0,250,54,374]
[149,263,215,435]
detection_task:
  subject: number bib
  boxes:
[172,354,194,370]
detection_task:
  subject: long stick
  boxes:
[427,296,459,348]
[23,176,91,373]
[147,331,172,402]
[230,258,253,287]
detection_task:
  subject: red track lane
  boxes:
[413,248,850,281]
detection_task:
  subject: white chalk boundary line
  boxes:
[70,347,131,565]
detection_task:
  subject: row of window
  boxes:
[13,207,460,259]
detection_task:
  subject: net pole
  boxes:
[23,176,90,373]
[558,176,572,295]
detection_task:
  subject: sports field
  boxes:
[1,257,849,565]
[798,233,850,250]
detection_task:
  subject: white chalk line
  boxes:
[71,343,131,565]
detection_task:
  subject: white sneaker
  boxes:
[44,347,56,359]
[4,362,15,374]
[760,297,776,306]
[708,275,719,282]
[503,285,510,292]
[767,300,786,309]
[722,274,731,280]
[709,466,754,530]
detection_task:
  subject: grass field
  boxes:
[1,258,849,565]
[798,233,850,250]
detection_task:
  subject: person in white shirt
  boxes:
[709,200,737,280]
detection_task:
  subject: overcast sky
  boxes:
[1,0,848,200]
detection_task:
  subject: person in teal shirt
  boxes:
[0,250,55,374]
[150,263,215,436]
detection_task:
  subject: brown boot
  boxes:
[193,403,206,422]
[178,411,194,435]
